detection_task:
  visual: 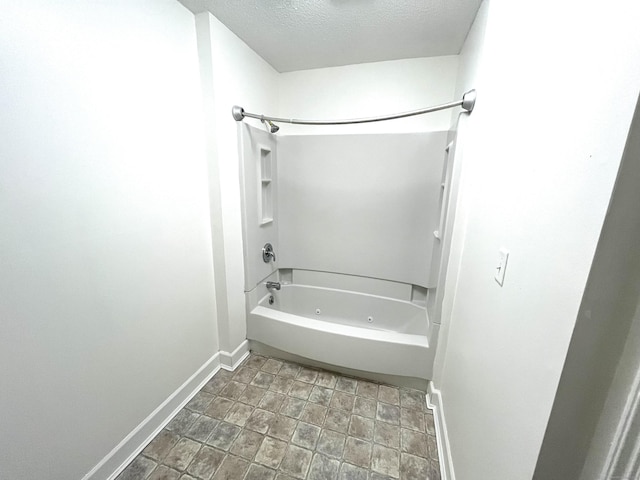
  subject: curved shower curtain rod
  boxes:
[231,89,476,127]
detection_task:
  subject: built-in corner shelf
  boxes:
[434,141,454,244]
[260,147,273,225]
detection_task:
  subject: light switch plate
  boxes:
[495,248,509,286]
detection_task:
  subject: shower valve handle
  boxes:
[262,243,276,263]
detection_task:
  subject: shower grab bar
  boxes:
[231,90,476,126]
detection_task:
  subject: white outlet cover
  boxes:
[495,248,509,286]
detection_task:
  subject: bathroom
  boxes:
[2,1,640,479]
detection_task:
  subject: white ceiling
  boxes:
[179,0,482,73]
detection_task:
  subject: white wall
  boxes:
[195,13,279,354]
[433,1,640,479]
[0,2,217,479]
[534,87,640,480]
[581,301,640,479]
[278,56,459,135]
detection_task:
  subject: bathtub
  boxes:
[247,281,433,378]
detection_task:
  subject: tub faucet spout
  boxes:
[266,281,281,290]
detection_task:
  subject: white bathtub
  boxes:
[247,283,432,378]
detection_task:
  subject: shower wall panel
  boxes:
[239,123,278,290]
[278,132,448,287]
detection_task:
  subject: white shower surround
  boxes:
[247,280,432,378]
[239,124,448,380]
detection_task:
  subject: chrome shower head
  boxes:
[261,118,279,134]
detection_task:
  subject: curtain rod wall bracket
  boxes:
[231,89,477,125]
[232,105,245,121]
[461,89,477,112]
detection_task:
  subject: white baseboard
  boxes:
[220,339,250,370]
[84,341,252,480]
[83,352,222,480]
[427,382,455,480]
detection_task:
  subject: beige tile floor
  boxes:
[117,353,441,480]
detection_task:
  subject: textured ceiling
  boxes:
[179,0,482,72]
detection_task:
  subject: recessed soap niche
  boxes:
[259,147,273,225]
